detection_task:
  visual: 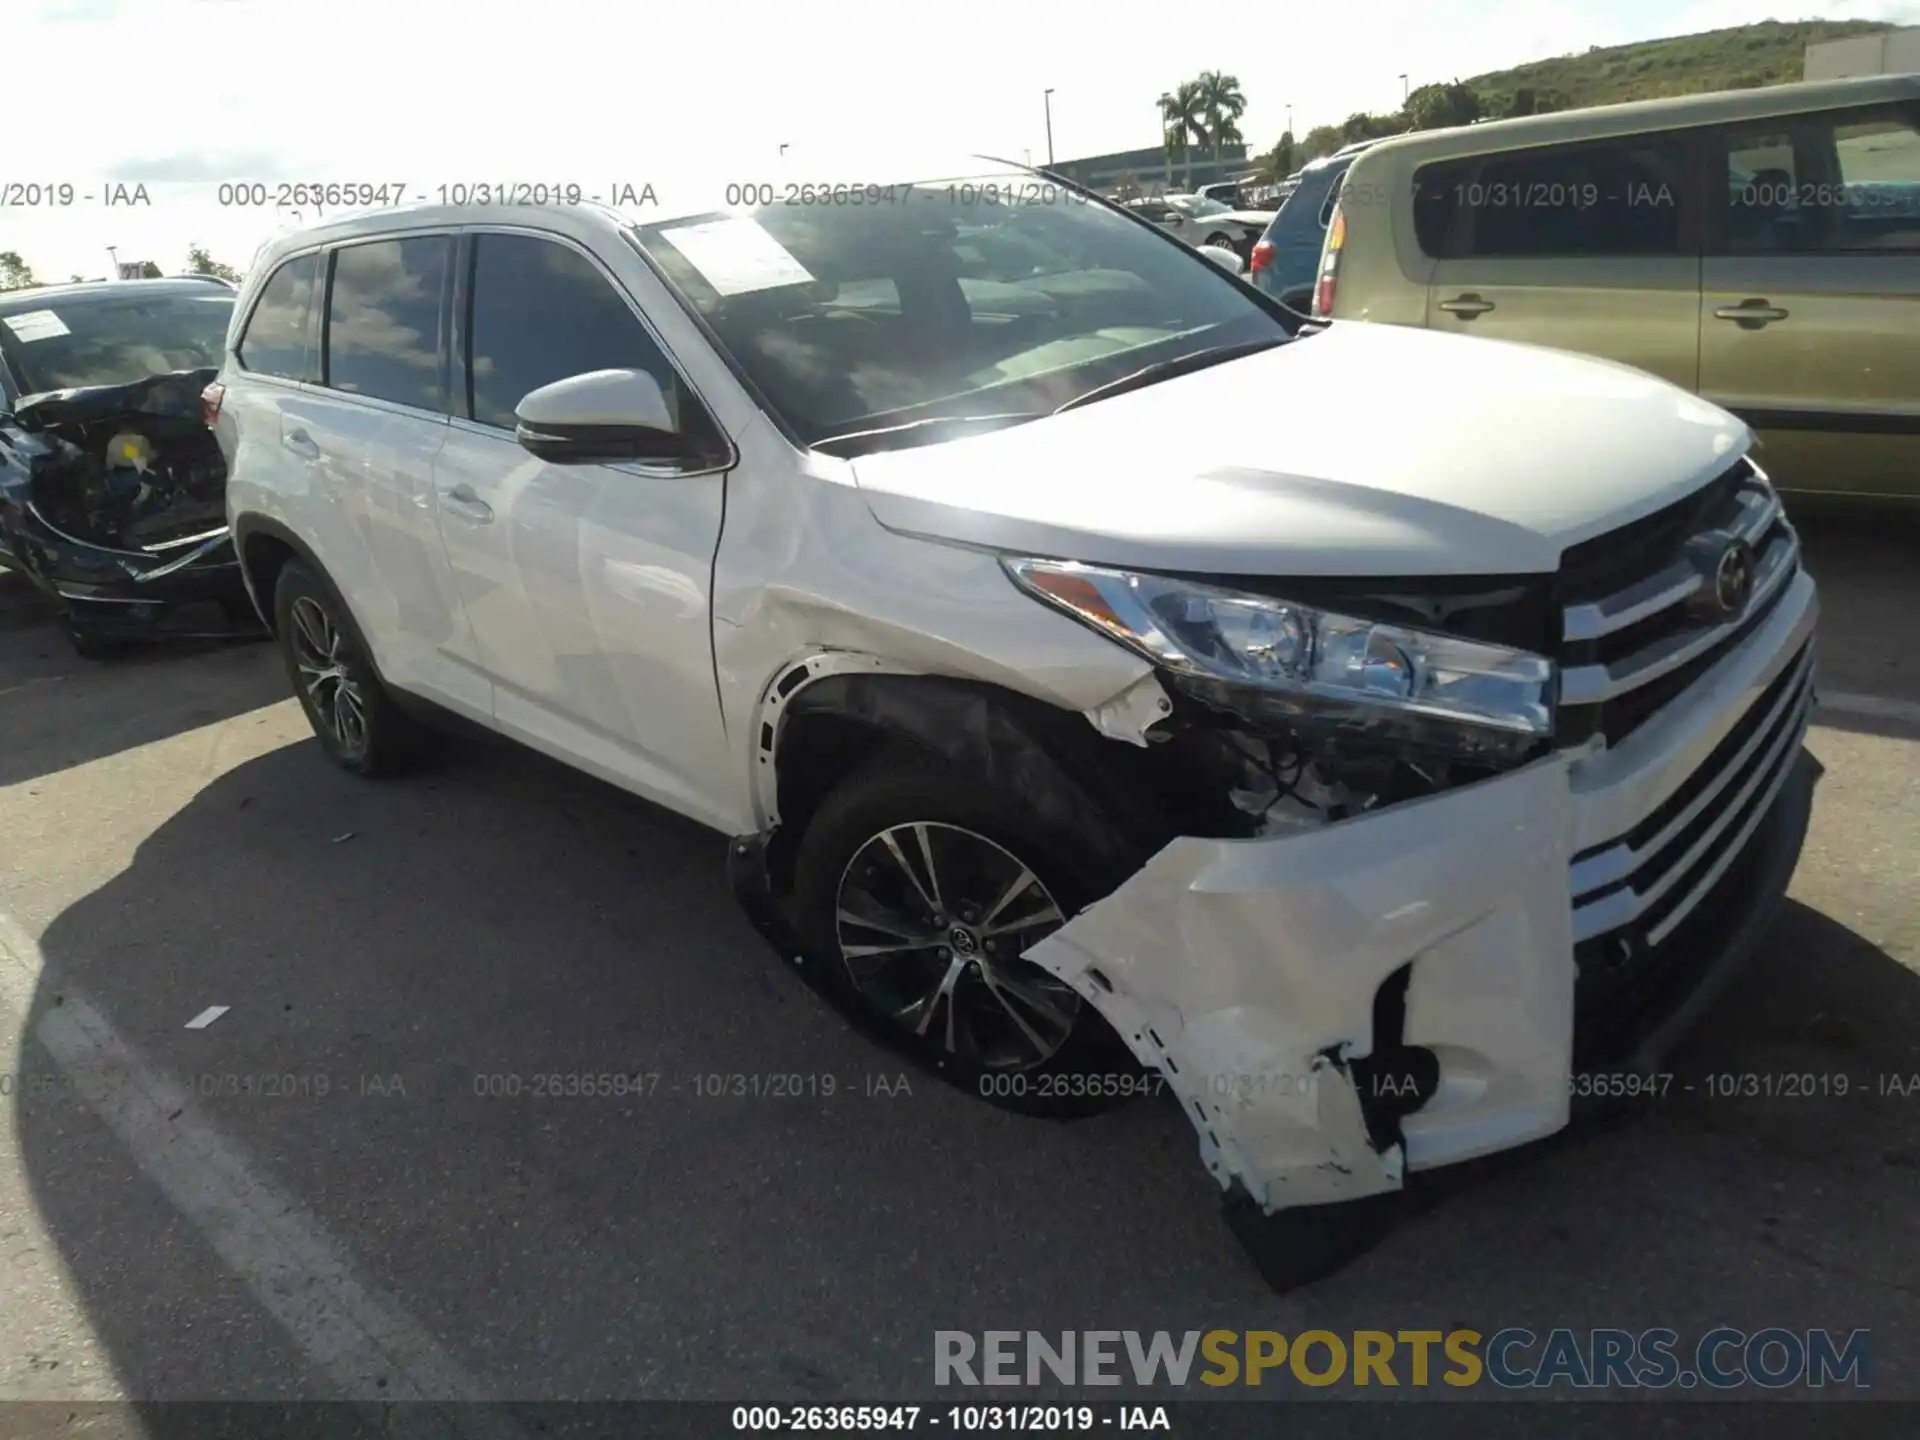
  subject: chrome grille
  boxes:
[1556,459,1800,748]
[1570,638,1814,948]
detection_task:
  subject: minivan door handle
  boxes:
[440,483,494,524]
[282,428,319,460]
[1714,299,1790,329]
[1438,293,1496,318]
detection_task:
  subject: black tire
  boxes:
[792,749,1146,1118]
[1204,231,1235,251]
[273,560,431,777]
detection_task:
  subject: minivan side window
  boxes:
[322,236,451,412]
[1416,136,1690,258]
[1721,104,1920,254]
[236,253,319,380]
[464,233,696,438]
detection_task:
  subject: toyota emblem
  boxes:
[1712,540,1755,617]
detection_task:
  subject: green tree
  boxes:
[186,244,243,283]
[1405,81,1482,130]
[1255,131,1296,184]
[1158,80,1208,186]
[1299,124,1345,162]
[1196,70,1248,161]
[0,251,39,291]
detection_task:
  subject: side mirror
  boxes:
[514,368,706,465]
[1198,244,1245,276]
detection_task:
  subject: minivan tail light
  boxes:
[201,382,225,428]
[1311,204,1346,318]
[1249,240,1276,273]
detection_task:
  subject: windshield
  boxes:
[630,171,1287,454]
[0,291,233,397]
[1172,195,1232,218]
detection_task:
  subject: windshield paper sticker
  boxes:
[2,310,71,343]
[660,218,814,296]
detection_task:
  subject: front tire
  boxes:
[273,561,430,777]
[791,751,1144,1117]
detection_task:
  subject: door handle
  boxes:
[1439,293,1496,318]
[282,428,319,459]
[1713,300,1790,329]
[440,483,494,524]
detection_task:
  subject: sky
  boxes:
[7,0,1919,281]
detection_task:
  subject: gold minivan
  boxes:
[1311,74,1920,503]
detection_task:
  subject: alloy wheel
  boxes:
[288,594,369,755]
[833,822,1083,1070]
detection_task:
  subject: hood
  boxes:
[849,322,1751,578]
[11,366,217,431]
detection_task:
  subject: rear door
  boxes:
[1420,131,1704,391]
[1699,101,1920,499]
[276,232,488,714]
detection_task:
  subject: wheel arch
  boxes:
[232,513,327,640]
[755,656,1165,895]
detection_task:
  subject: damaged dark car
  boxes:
[0,278,256,656]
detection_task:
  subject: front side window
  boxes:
[2,291,234,395]
[237,254,319,381]
[322,236,450,411]
[465,233,693,435]
[1423,135,1690,258]
[632,171,1289,455]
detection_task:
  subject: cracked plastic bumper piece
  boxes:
[1025,754,1579,1212]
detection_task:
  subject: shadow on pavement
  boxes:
[0,570,284,788]
[10,732,1920,1407]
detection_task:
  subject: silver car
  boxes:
[1124,193,1275,259]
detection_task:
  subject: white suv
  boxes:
[212,153,1818,1286]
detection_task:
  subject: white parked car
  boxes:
[211,153,1817,1287]
[1124,192,1275,259]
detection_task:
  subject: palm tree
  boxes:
[1157,81,1207,186]
[1196,71,1249,163]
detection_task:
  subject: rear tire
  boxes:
[273,560,431,777]
[791,750,1145,1118]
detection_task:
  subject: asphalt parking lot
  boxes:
[0,507,1916,1433]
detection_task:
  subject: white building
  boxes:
[1804,27,1920,80]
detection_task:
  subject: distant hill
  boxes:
[1465,19,1898,112]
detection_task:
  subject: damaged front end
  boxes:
[0,367,256,649]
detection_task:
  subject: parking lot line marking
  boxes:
[183,1004,230,1029]
[1818,691,1920,727]
[0,912,528,1437]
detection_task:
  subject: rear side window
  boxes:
[465,233,691,434]
[1420,136,1690,258]
[1720,103,1920,254]
[322,236,451,411]
[237,253,319,380]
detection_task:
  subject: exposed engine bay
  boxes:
[16,371,229,553]
[0,367,254,650]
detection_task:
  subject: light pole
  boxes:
[1043,88,1055,167]
[105,244,119,278]
[1400,73,1410,104]
[1286,103,1293,138]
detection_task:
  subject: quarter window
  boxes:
[237,253,319,380]
[322,237,451,410]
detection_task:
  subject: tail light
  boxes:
[1249,240,1276,274]
[1311,204,1346,318]
[201,381,225,428]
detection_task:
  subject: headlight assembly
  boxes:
[1003,557,1555,760]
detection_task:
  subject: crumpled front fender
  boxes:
[1024,750,1576,1212]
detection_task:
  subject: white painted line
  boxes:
[184,1004,230,1029]
[1817,690,1920,727]
[0,913,527,1437]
